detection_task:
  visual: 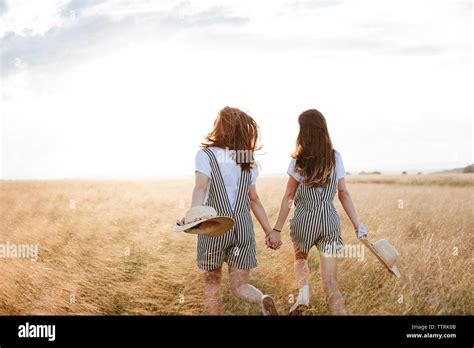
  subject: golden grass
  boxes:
[0,175,472,315]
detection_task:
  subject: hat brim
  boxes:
[373,240,400,264]
[359,238,401,278]
[175,216,234,237]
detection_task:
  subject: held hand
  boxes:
[265,234,277,249]
[265,230,282,250]
[264,233,271,248]
[356,223,368,239]
[264,228,273,248]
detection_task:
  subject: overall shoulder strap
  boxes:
[233,167,251,214]
[321,168,337,201]
[202,148,234,216]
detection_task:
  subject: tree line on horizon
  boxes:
[346,164,473,176]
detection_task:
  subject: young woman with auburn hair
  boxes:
[268,109,367,315]
[188,106,280,315]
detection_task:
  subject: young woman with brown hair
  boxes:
[188,106,280,315]
[268,109,367,315]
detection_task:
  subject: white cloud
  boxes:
[0,0,68,36]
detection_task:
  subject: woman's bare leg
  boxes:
[228,267,263,304]
[294,244,310,289]
[228,266,278,315]
[203,267,223,315]
[290,245,310,314]
[319,253,347,315]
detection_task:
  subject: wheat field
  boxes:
[0,174,472,315]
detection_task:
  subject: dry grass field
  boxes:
[0,174,473,315]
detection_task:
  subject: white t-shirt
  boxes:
[287,150,345,186]
[195,147,259,209]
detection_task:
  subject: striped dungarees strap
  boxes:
[202,148,234,217]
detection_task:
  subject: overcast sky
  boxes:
[1,0,472,179]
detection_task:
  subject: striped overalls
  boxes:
[197,148,257,271]
[290,169,344,256]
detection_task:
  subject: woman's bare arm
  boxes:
[191,172,209,207]
[249,185,272,235]
[273,176,300,231]
[337,178,361,230]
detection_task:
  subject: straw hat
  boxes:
[175,206,234,237]
[359,237,401,278]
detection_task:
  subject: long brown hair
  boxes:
[202,106,260,171]
[292,109,335,187]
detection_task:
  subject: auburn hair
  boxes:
[202,106,260,171]
[291,109,335,187]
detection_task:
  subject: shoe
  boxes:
[289,292,309,316]
[289,301,308,316]
[261,295,279,316]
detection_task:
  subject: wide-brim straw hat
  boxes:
[175,205,234,237]
[359,237,401,278]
